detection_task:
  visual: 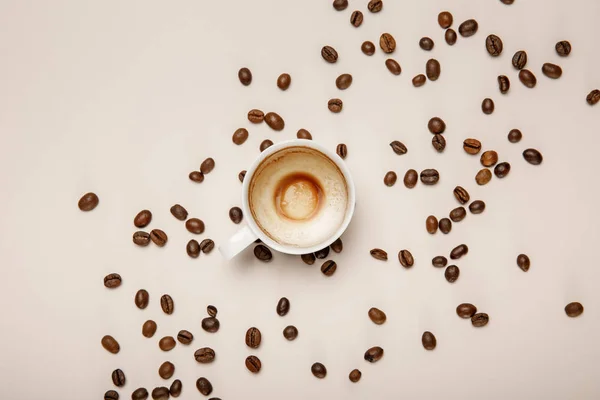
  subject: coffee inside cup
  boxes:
[248,146,348,247]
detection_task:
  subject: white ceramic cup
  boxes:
[219,139,356,259]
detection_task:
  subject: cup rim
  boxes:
[241,139,356,255]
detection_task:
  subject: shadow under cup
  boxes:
[248,146,350,248]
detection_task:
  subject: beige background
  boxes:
[1,0,599,399]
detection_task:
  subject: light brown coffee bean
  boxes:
[245,327,262,349]
[321,260,337,276]
[142,320,157,338]
[480,150,498,167]
[170,204,188,221]
[104,273,122,289]
[426,215,438,234]
[277,73,291,90]
[428,117,446,134]
[78,192,99,211]
[260,139,274,152]
[385,59,401,75]
[350,10,363,27]
[361,41,375,56]
[519,69,537,88]
[364,346,384,363]
[370,248,388,261]
[158,336,176,351]
[445,29,457,45]
[265,112,285,131]
[101,335,120,354]
[185,218,205,234]
[398,250,414,268]
[336,73,353,90]
[412,74,426,87]
[456,303,477,318]
[475,168,492,185]
[245,355,262,373]
[404,169,418,188]
[438,11,453,28]
[158,362,174,379]
[453,186,470,204]
[321,45,339,63]
[349,369,362,383]
[248,109,264,123]
[368,0,382,12]
[135,289,149,309]
[449,207,466,222]
[232,128,249,145]
[330,238,343,253]
[160,294,174,315]
[368,307,387,324]
[463,138,482,155]
[328,98,343,113]
[200,158,215,174]
[384,171,397,186]
[297,129,312,140]
[150,229,168,247]
[134,210,152,228]
[177,330,194,345]
[380,33,396,54]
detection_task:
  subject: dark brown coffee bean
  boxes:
[445,29,457,45]
[321,260,337,276]
[336,143,348,159]
[315,247,330,259]
[384,171,397,187]
[265,112,285,131]
[169,380,182,397]
[277,297,290,316]
[335,74,353,90]
[445,265,460,283]
[565,302,584,317]
[321,46,338,63]
[512,50,527,69]
[439,218,452,234]
[368,307,387,325]
[185,218,205,234]
[380,33,396,54]
[277,73,291,90]
[428,117,446,133]
[368,0,382,12]
[238,170,247,183]
[207,305,217,317]
[245,355,262,373]
[438,11,453,28]
[517,254,530,272]
[421,331,437,350]
[186,239,200,258]
[232,128,249,145]
[332,0,348,10]
[331,238,343,253]
[364,346,384,363]
[482,98,495,115]
[453,186,470,204]
[104,390,119,400]
[150,229,168,247]
[432,256,447,268]
[542,63,562,79]
[398,250,414,268]
[485,34,503,56]
[350,10,363,27]
[159,336,176,351]
[458,19,478,37]
[199,239,214,254]
[419,37,434,51]
[420,169,439,185]
[189,171,204,182]
[132,388,149,400]
[260,139,273,152]
[248,109,264,123]
[142,320,157,338]
[450,244,468,260]
[170,204,188,221]
[370,248,388,261]
[361,41,375,56]
[404,169,418,189]
[301,253,316,265]
[134,210,152,228]
[449,207,466,222]
[201,317,220,333]
[494,162,511,178]
[160,294,174,315]
[463,138,482,155]
[426,59,441,81]
[254,244,272,261]
[297,129,312,140]
[508,129,522,143]
[385,58,401,75]
[328,98,343,113]
[432,134,446,152]
[500,0,514,4]
[177,330,193,345]
[246,327,262,348]
[555,41,571,57]
[426,215,438,234]
[349,369,362,383]
[498,75,510,94]
[469,200,486,214]
[196,378,212,396]
[112,369,125,387]
[194,347,216,363]
[238,68,252,86]
[200,158,215,174]
[519,69,537,88]
[104,273,121,289]
[587,89,600,105]
[311,362,327,378]
[228,207,243,224]
[101,335,120,354]
[78,192,99,211]
[151,387,169,400]
[135,289,149,309]
[412,74,427,87]
[480,150,498,167]
[523,148,543,165]
[471,313,489,327]
[456,303,477,318]
[475,168,492,185]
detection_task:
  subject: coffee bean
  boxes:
[458,19,478,37]
[456,303,477,318]
[426,59,441,81]
[419,37,434,51]
[170,204,188,221]
[169,380,182,397]
[201,317,220,333]
[206,305,218,317]
[349,369,362,383]
[368,0,382,13]
[245,355,262,373]
[438,11,453,28]
[315,247,330,259]
[142,320,157,338]
[361,41,376,55]
[132,388,149,400]
[485,34,503,56]
[512,50,527,69]
[150,229,168,247]
[151,387,169,400]
[364,346,384,363]
[297,129,312,140]
[332,0,348,10]
[398,250,414,268]
[421,331,437,350]
[104,273,121,289]
[428,117,446,134]
[194,347,216,363]
[507,129,522,143]
[336,74,353,90]
[301,253,316,265]
[101,335,120,354]
[426,215,438,234]
[111,369,125,387]
[248,109,264,123]
[445,265,460,283]
[432,134,446,152]
[254,244,272,261]
[432,256,447,268]
[277,73,291,90]
[350,10,363,27]
[450,244,468,260]
[232,128,249,145]
[469,200,486,214]
[321,260,337,276]
[453,186,470,204]
[449,207,466,222]
[277,297,290,316]
[195,378,212,396]
[330,238,343,253]
[384,171,397,186]
[321,46,338,63]
[184,218,204,234]
[104,390,119,400]
[565,302,584,317]
[177,330,193,345]
[420,169,439,185]
[78,192,99,211]
[494,162,511,178]
[159,362,174,380]
[336,143,348,159]
[389,141,407,157]
[260,139,273,152]
[200,158,215,174]
[385,58,401,75]
[159,336,176,351]
[498,75,510,94]
[523,148,543,165]
[500,0,514,4]
[471,313,489,327]
[265,112,285,131]
[480,150,498,167]
[134,210,152,228]
[587,89,600,105]
[404,169,418,188]
[199,239,214,254]
[187,239,200,258]
[380,33,396,53]
[519,69,537,88]
[238,171,247,183]
[463,138,482,155]
[310,362,328,379]
[135,289,149,309]
[283,325,298,340]
[368,307,387,325]
[238,68,252,86]
[328,98,343,113]
[439,218,452,234]
[370,248,388,261]
[517,254,530,272]
[475,168,492,185]
[481,98,495,115]
[189,171,204,183]
[542,63,562,79]
[160,294,174,315]
[555,40,571,57]
[412,74,427,87]
[445,29,457,45]
[246,327,262,348]
[228,207,243,224]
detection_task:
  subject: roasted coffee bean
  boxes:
[336,143,348,159]
[201,317,220,333]
[151,387,169,400]
[449,207,466,222]
[445,29,457,45]
[565,302,584,317]
[517,254,530,272]
[185,218,205,234]
[207,305,218,317]
[426,59,441,81]
[349,369,362,383]
[194,347,216,363]
[421,332,437,350]
[587,89,600,105]
[277,73,291,90]
[238,170,247,183]
[245,355,262,373]
[101,335,120,354]
[542,63,562,79]
[498,75,510,94]
[200,158,215,174]
[445,265,460,283]
[169,380,182,397]
[246,327,262,348]
[475,168,492,185]
[142,320,157,338]
[232,128,249,145]
[361,41,376,56]
[389,141,408,156]
[328,98,343,113]
[398,250,414,268]
[177,330,193,345]
[438,11,453,28]
[494,162,511,178]
[380,33,396,53]
[297,129,312,140]
[412,74,427,87]
[160,294,174,315]
[471,313,489,327]
[311,362,327,379]
[384,171,397,186]
[364,346,384,363]
[420,169,439,185]
[370,248,388,261]
[555,41,571,57]
[453,186,470,204]
[135,289,149,309]
[485,34,503,56]
[260,139,273,152]
[469,200,486,214]
[195,378,212,396]
[419,37,434,51]
[315,247,330,259]
[463,138,482,155]
[368,0,382,12]
[132,388,149,400]
[158,362,174,379]
[134,210,152,228]
[450,244,468,260]
[187,239,200,258]
[368,307,387,324]
[199,239,214,254]
[350,10,363,27]
[321,260,337,276]
[458,19,478,37]
[439,218,452,234]
[301,253,316,265]
[254,244,272,261]
[248,109,264,123]
[150,229,168,247]
[512,50,527,69]
[277,297,290,316]
[331,238,343,253]
[336,74,353,90]
[238,67,252,86]
[283,325,298,340]
[457,303,477,318]
[404,169,418,188]
[385,59,401,75]
[500,0,514,4]
[508,129,522,143]
[428,117,446,134]
[104,390,119,400]
[523,148,543,165]
[519,69,537,88]
[112,369,125,387]
[480,150,498,167]
[104,273,122,289]
[426,215,438,234]
[432,256,447,268]
[321,46,338,63]
[78,192,99,211]
[170,204,188,221]
[332,0,348,10]
[159,336,176,351]
[481,98,495,115]
[432,134,446,152]
[265,112,285,131]
[229,207,243,224]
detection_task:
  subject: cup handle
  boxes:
[219,225,258,260]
